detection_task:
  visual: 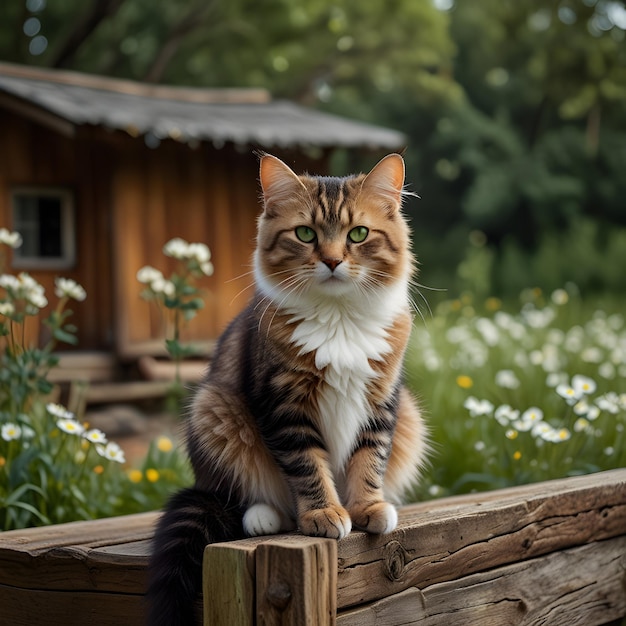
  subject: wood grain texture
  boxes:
[335,469,626,609]
[203,542,256,626]
[256,537,337,626]
[337,536,626,626]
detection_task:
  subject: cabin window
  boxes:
[10,188,76,269]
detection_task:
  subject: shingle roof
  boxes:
[0,62,405,151]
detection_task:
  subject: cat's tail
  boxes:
[146,486,245,626]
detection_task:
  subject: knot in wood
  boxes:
[267,581,292,611]
[383,540,409,582]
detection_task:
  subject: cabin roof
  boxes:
[0,62,405,150]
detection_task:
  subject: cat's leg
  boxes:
[384,387,429,504]
[263,422,352,539]
[344,405,398,534]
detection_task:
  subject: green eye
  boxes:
[348,226,369,243]
[295,226,316,243]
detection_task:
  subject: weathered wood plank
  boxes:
[0,513,157,592]
[0,583,145,626]
[203,542,256,626]
[336,469,626,609]
[256,537,337,626]
[337,536,626,626]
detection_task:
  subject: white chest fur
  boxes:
[286,282,408,473]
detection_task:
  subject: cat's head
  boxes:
[255,154,414,303]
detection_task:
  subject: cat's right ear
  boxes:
[259,155,306,215]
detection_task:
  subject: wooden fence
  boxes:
[0,469,624,625]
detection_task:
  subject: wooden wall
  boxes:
[0,110,114,351]
[0,104,330,359]
[109,136,263,357]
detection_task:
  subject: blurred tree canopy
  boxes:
[1,0,625,296]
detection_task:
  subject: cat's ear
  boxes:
[259,155,306,214]
[361,154,405,209]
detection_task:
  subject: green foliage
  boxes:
[407,287,626,501]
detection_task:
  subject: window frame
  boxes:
[10,186,77,270]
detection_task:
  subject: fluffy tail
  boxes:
[146,487,245,626]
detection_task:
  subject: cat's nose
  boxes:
[322,258,342,272]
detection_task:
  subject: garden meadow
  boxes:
[1,229,625,530]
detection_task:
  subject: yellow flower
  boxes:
[128,469,143,483]
[506,429,519,440]
[156,436,173,453]
[0,456,6,467]
[93,465,104,475]
[456,375,473,389]
[485,297,502,311]
[146,468,160,483]
[513,451,522,461]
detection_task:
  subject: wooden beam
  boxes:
[337,536,626,626]
[203,542,257,626]
[0,92,75,137]
[256,537,338,626]
[334,469,626,610]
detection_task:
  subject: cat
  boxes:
[146,153,429,626]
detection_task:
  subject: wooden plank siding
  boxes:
[0,470,624,625]
[0,110,114,351]
[1,102,331,360]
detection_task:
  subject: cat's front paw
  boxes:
[350,501,398,534]
[243,503,283,536]
[299,505,352,539]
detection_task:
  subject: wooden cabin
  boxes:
[0,62,404,388]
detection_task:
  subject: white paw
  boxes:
[243,503,282,537]
[378,502,398,534]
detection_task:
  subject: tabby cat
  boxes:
[146,153,429,625]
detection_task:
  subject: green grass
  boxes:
[406,286,626,501]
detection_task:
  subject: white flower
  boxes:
[495,369,520,389]
[96,441,125,463]
[521,407,544,424]
[57,418,85,436]
[187,242,211,264]
[596,392,620,414]
[16,273,47,310]
[0,228,22,249]
[200,261,214,276]
[551,289,569,305]
[546,372,568,388]
[46,403,74,420]
[1,422,22,441]
[55,277,86,301]
[545,428,571,443]
[0,301,15,317]
[0,274,20,291]
[574,417,591,433]
[572,375,597,396]
[150,277,176,298]
[83,429,107,444]
[475,317,500,346]
[137,266,163,284]
[163,237,189,259]
[464,396,494,417]
[494,404,519,426]
[556,383,579,405]
[598,362,615,380]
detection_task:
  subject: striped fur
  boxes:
[146,154,429,625]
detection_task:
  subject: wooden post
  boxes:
[203,542,257,626]
[256,537,338,626]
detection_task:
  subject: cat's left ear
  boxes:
[259,155,306,215]
[361,154,405,209]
